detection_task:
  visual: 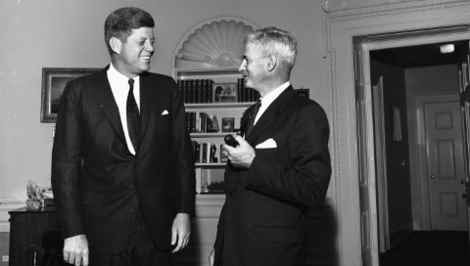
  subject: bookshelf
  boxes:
[177,68,259,194]
[173,68,258,266]
[172,17,257,266]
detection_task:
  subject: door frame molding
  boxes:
[328,2,470,265]
[371,76,391,253]
[355,33,470,266]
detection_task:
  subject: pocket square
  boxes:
[255,138,277,149]
[161,110,169,116]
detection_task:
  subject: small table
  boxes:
[8,207,64,266]
[8,207,192,266]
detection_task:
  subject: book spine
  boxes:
[195,168,202,194]
[201,142,208,163]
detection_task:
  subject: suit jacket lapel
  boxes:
[247,87,294,144]
[93,68,126,144]
[139,73,152,145]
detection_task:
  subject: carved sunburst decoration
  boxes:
[175,18,256,70]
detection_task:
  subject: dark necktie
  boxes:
[244,100,261,136]
[127,78,140,150]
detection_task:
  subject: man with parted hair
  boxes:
[210,27,332,266]
[52,7,194,266]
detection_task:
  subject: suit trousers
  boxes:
[89,211,171,266]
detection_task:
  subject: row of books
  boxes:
[236,78,260,102]
[177,78,260,103]
[191,140,227,164]
[185,112,236,133]
[178,79,214,103]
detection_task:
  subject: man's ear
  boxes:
[109,37,122,54]
[266,55,278,72]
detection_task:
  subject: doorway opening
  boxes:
[354,28,470,266]
[370,41,469,265]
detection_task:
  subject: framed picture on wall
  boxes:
[41,67,100,123]
[213,82,237,102]
[221,117,235,132]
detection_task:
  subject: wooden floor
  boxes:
[380,231,469,266]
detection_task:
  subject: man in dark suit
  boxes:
[51,7,194,266]
[211,27,331,266]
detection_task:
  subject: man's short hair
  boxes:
[246,27,297,72]
[104,7,155,54]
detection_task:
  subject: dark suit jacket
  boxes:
[214,87,331,266]
[51,68,195,253]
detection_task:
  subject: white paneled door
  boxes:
[424,99,468,230]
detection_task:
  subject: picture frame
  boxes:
[41,67,100,123]
[221,117,235,132]
[219,143,228,162]
[213,82,237,102]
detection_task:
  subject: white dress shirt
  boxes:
[253,81,290,125]
[106,64,141,155]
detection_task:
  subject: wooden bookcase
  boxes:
[175,68,258,265]
[177,69,257,195]
[172,16,257,265]
[8,207,64,266]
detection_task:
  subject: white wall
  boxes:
[405,65,459,97]
[0,0,331,204]
[1,2,334,265]
[5,0,464,265]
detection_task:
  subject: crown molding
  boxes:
[327,0,470,20]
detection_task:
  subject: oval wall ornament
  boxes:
[174,17,256,70]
